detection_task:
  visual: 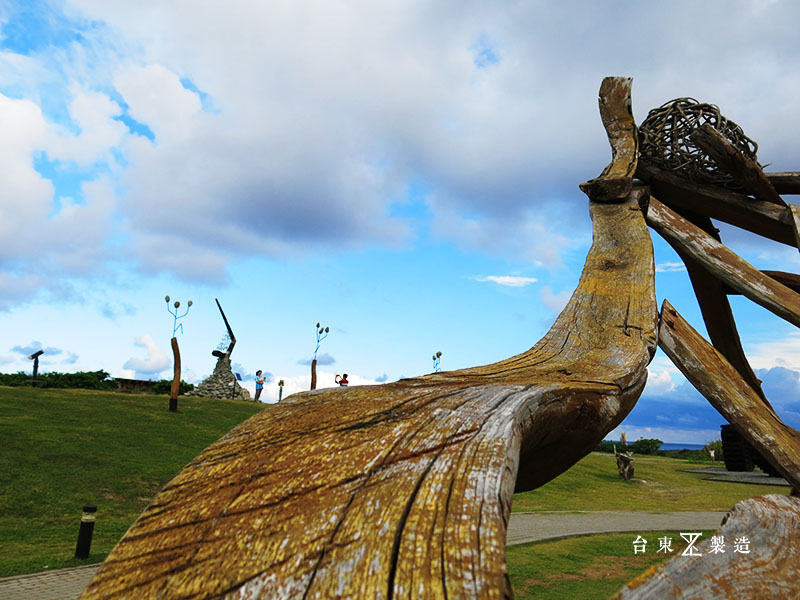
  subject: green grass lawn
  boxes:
[507,452,789,599]
[0,386,264,576]
[1,385,788,600]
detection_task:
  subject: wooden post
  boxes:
[169,337,180,412]
[310,359,317,390]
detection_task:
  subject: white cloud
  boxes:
[474,275,537,287]
[645,368,676,395]
[4,0,800,299]
[655,262,686,273]
[539,285,571,314]
[252,370,387,404]
[747,330,800,370]
[122,334,170,378]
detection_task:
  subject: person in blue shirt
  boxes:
[254,370,265,401]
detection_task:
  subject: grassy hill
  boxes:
[1,385,787,598]
[0,385,264,576]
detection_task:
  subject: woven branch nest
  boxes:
[638,97,760,189]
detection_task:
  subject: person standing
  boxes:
[254,370,265,401]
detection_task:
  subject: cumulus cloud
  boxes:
[3,0,800,300]
[122,334,170,378]
[252,369,387,403]
[474,275,537,287]
[645,368,676,395]
[11,341,61,357]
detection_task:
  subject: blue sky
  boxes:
[1,0,798,444]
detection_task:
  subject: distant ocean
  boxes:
[607,441,706,451]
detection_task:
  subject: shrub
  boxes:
[152,380,195,395]
[0,370,117,391]
[629,438,663,455]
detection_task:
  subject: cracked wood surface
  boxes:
[79,191,656,600]
[645,196,800,328]
[616,494,800,600]
[658,300,800,490]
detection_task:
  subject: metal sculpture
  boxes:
[310,322,329,390]
[164,296,192,412]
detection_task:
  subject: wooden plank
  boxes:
[617,494,800,599]
[724,270,800,295]
[665,209,769,406]
[657,299,800,490]
[791,204,800,250]
[689,123,785,206]
[645,196,800,327]
[579,77,638,202]
[80,190,657,599]
[637,161,796,247]
[767,171,800,194]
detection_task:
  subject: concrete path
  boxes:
[0,510,728,599]
[505,510,727,546]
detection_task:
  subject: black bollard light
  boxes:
[74,504,97,559]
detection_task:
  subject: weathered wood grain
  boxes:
[689,123,785,206]
[79,190,656,600]
[579,77,638,202]
[791,204,800,250]
[724,270,800,295]
[637,161,797,247]
[659,208,770,406]
[645,196,800,328]
[658,299,800,489]
[616,494,800,600]
[767,171,800,195]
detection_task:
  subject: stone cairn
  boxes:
[185,298,252,401]
[185,354,251,401]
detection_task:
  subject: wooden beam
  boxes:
[579,77,638,202]
[723,270,800,295]
[689,122,785,206]
[665,209,769,406]
[767,171,800,195]
[791,204,800,250]
[79,190,657,600]
[617,495,800,599]
[645,196,800,327]
[657,299,800,490]
[637,161,797,247]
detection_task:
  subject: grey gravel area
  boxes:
[682,466,790,486]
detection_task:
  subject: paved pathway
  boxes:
[0,510,728,599]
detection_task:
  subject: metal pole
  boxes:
[74,505,97,559]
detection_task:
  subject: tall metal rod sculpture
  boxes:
[310,322,329,390]
[165,296,192,412]
[212,298,236,360]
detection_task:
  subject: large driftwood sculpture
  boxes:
[81,77,657,599]
[629,81,800,596]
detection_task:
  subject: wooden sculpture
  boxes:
[81,77,799,599]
